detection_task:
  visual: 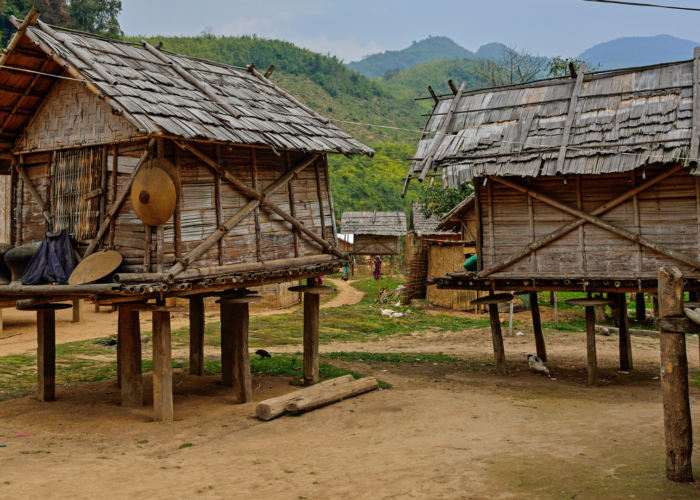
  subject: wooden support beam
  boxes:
[486,172,700,275]
[215,145,224,265]
[152,309,173,422]
[417,81,466,182]
[16,160,52,229]
[617,293,633,371]
[1,10,40,67]
[303,293,320,385]
[189,296,205,376]
[691,47,700,166]
[585,305,598,387]
[85,138,156,259]
[314,158,327,241]
[144,225,152,273]
[488,301,507,376]
[251,148,263,262]
[174,145,182,259]
[530,292,546,362]
[555,63,586,174]
[109,144,118,249]
[156,225,164,273]
[323,155,338,246]
[118,307,143,407]
[37,309,55,402]
[576,175,586,271]
[487,179,495,267]
[286,151,299,257]
[474,179,483,271]
[15,171,22,246]
[221,301,253,403]
[657,267,694,482]
[632,171,643,271]
[527,177,537,272]
[71,299,82,323]
[99,146,108,249]
[0,57,50,136]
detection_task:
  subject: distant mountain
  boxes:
[347,36,475,78]
[578,34,700,70]
[475,43,508,60]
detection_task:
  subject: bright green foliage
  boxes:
[417,181,473,220]
[546,56,601,78]
[69,0,122,37]
[328,142,418,222]
[347,36,476,79]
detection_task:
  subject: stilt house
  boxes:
[0,10,372,420]
[404,56,700,472]
[340,210,406,275]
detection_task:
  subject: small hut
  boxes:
[0,10,372,421]
[340,211,406,276]
[405,55,700,480]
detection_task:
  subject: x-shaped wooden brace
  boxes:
[353,234,398,255]
[478,164,700,278]
[166,142,342,279]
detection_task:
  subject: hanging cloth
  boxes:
[373,257,382,280]
[22,229,76,285]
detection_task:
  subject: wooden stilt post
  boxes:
[390,255,394,277]
[37,309,56,402]
[116,316,121,388]
[0,309,3,337]
[657,267,694,482]
[585,305,598,387]
[189,296,205,376]
[653,293,660,322]
[220,300,234,388]
[118,306,143,407]
[554,291,559,329]
[152,308,173,422]
[618,293,633,370]
[488,302,507,376]
[636,292,646,322]
[529,292,547,362]
[71,299,82,323]
[218,295,258,400]
[304,293,320,385]
[549,291,555,306]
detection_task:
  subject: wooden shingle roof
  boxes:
[407,56,700,190]
[409,203,458,237]
[0,13,373,157]
[340,211,406,236]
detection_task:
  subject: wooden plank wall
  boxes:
[426,243,479,311]
[14,141,336,272]
[477,166,700,277]
[353,235,400,255]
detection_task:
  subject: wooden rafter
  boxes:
[16,156,52,229]
[485,172,700,276]
[477,165,684,277]
[555,63,586,174]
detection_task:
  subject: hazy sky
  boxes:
[120,0,700,62]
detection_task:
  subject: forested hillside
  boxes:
[347,36,475,78]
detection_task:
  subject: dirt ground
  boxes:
[1,283,700,499]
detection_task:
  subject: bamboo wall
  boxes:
[426,243,480,311]
[476,166,700,278]
[13,141,336,273]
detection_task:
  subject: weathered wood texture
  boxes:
[475,167,700,278]
[426,242,480,311]
[286,376,378,412]
[352,234,401,255]
[657,267,694,482]
[118,306,143,407]
[488,302,507,376]
[188,296,204,376]
[303,293,320,386]
[152,310,173,422]
[37,309,55,402]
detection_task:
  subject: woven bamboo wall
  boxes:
[478,166,700,278]
[19,79,144,152]
[426,243,479,311]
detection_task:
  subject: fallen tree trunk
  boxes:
[286,377,379,413]
[595,325,659,338]
[256,374,354,421]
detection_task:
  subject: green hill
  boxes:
[385,57,489,98]
[578,34,699,70]
[347,36,475,79]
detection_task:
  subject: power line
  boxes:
[330,119,426,134]
[581,0,700,12]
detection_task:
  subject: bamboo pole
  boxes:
[576,175,586,271]
[109,144,118,248]
[83,138,156,259]
[527,177,537,272]
[632,171,643,271]
[251,148,263,262]
[0,9,40,67]
[487,179,495,266]
[156,225,164,273]
[215,145,224,266]
[174,145,182,259]
[657,267,694,482]
[314,158,327,241]
[286,151,299,257]
[143,226,152,273]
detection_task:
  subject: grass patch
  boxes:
[179,443,194,449]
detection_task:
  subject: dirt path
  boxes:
[320,278,364,309]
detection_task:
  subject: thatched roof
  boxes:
[340,211,406,236]
[409,203,458,237]
[0,12,373,157]
[436,196,474,231]
[407,57,700,189]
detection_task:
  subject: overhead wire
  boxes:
[0,66,83,82]
[580,0,700,12]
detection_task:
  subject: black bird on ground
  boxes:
[255,349,272,359]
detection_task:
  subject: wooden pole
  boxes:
[508,292,514,338]
[487,301,507,376]
[37,310,55,402]
[71,299,82,323]
[314,158,327,241]
[156,225,164,273]
[189,296,205,376]
[304,293,320,385]
[118,307,143,407]
[173,145,182,260]
[554,292,559,330]
[390,256,394,277]
[109,144,118,248]
[618,293,633,370]
[215,145,224,266]
[152,308,173,422]
[99,145,108,249]
[636,292,646,322]
[474,178,483,271]
[286,151,299,258]
[657,267,694,482]
[144,225,152,273]
[530,292,547,362]
[251,148,263,262]
[585,305,598,387]
[221,302,253,403]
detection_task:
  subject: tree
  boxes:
[69,0,122,38]
[0,0,73,46]
[382,67,401,80]
[418,181,473,220]
[473,44,546,87]
[546,56,601,78]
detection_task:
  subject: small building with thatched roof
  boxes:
[340,210,406,256]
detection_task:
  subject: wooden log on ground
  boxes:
[118,307,143,407]
[152,308,173,422]
[255,375,355,421]
[286,377,378,413]
[189,296,205,376]
[595,325,659,337]
[37,309,55,402]
[658,267,694,482]
[304,293,320,385]
[530,292,546,362]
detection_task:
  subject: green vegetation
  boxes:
[320,352,462,364]
[385,57,488,97]
[347,36,476,79]
[417,181,473,220]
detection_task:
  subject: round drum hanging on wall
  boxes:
[131,158,179,227]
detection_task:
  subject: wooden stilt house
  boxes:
[405,55,700,480]
[340,210,406,276]
[0,10,372,421]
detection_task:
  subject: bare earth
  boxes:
[1,285,699,498]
